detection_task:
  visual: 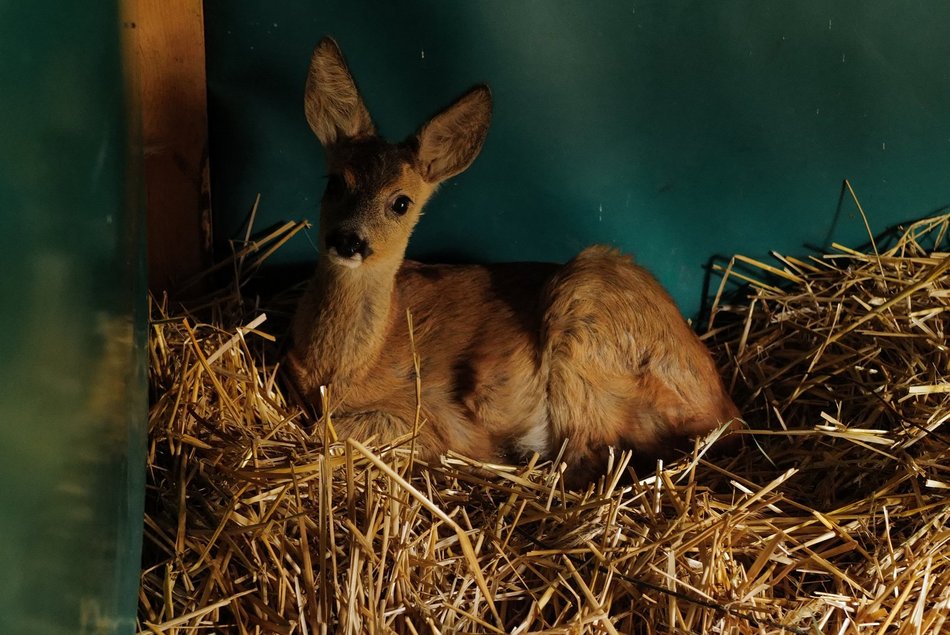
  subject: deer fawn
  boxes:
[289,38,739,484]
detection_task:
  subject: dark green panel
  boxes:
[205,1,950,318]
[0,2,145,633]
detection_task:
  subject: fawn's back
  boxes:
[289,38,739,483]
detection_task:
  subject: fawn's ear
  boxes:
[304,37,375,147]
[414,85,492,184]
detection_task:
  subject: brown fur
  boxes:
[290,37,740,484]
[304,38,375,146]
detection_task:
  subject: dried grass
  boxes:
[139,207,950,634]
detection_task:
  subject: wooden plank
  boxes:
[123,0,212,296]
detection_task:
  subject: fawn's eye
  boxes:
[390,195,412,216]
[324,174,344,199]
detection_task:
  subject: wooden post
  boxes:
[123,0,213,296]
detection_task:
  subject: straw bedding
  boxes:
[139,211,949,634]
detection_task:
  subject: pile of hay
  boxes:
[139,212,949,634]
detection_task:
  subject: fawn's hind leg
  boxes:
[540,246,738,482]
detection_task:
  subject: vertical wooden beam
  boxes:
[123,0,212,296]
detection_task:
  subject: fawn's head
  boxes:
[304,38,492,271]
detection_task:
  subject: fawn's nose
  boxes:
[326,231,371,259]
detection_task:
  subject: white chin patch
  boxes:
[327,248,363,269]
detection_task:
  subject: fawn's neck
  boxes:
[291,257,400,394]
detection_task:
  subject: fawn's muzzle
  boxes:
[326,231,371,260]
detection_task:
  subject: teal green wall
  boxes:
[0,2,145,633]
[205,1,950,318]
